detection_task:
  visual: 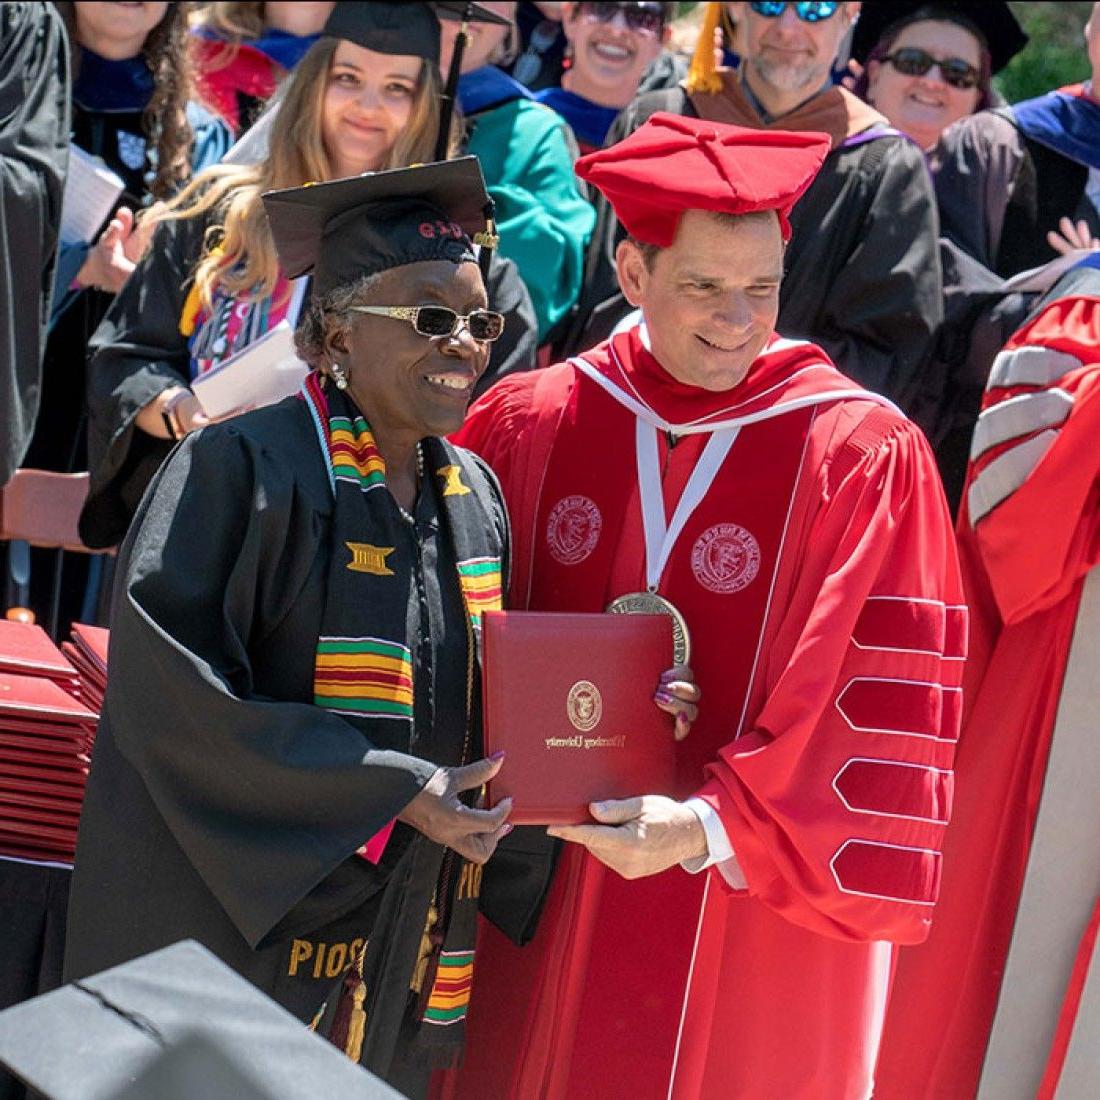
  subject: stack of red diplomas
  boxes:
[0,622,101,864]
[62,623,109,714]
[482,611,676,825]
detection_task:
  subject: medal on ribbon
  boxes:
[605,419,739,668]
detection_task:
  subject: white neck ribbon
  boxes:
[636,418,739,591]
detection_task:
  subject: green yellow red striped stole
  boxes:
[330,414,386,492]
[456,557,503,626]
[301,369,508,1065]
[314,637,414,720]
[422,949,475,1026]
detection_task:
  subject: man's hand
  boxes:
[653,664,700,741]
[399,753,513,865]
[547,795,707,880]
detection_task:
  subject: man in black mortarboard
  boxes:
[64,158,548,1099]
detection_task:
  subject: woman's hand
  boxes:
[1046,216,1100,255]
[399,753,513,864]
[653,664,700,741]
[134,388,211,440]
[75,206,142,293]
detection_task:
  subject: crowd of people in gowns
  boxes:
[2,2,1100,1098]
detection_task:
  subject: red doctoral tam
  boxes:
[575,112,830,245]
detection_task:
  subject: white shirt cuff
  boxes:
[682,798,747,889]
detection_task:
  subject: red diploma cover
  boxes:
[482,610,676,824]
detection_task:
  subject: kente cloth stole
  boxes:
[300,371,503,1063]
[527,363,814,789]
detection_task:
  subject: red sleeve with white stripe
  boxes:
[962,295,1100,625]
[693,414,966,945]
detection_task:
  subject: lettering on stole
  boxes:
[287,936,367,978]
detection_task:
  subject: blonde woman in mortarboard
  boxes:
[80,1,537,551]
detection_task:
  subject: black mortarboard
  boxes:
[321,2,508,67]
[322,2,440,63]
[0,940,401,1099]
[262,157,496,295]
[851,2,1028,74]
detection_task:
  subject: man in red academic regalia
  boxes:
[874,254,1100,1100]
[446,113,965,1100]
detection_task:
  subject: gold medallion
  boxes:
[606,591,691,666]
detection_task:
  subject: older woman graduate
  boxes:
[64,158,521,1099]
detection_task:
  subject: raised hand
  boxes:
[1046,216,1100,255]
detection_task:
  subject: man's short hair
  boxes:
[628,209,780,269]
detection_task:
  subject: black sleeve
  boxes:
[0,2,69,485]
[477,251,538,397]
[105,422,438,948]
[799,138,943,409]
[80,214,208,547]
[932,110,1023,272]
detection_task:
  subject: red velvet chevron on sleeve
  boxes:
[693,413,966,945]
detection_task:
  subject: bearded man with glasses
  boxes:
[567,0,943,423]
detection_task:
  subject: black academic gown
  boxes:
[0,2,69,486]
[562,87,943,414]
[64,396,508,1087]
[919,107,1100,511]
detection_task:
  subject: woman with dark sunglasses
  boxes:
[534,2,675,155]
[850,1,1025,152]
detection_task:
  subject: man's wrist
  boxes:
[681,804,709,862]
[681,797,735,872]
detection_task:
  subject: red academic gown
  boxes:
[874,277,1100,1099]
[443,328,964,1100]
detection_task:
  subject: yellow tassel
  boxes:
[685,2,724,96]
[178,280,202,337]
[345,980,367,1063]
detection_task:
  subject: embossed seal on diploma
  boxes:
[567,680,602,732]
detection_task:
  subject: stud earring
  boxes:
[330,362,349,391]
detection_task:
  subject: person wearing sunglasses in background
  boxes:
[438,1,596,347]
[848,2,1030,514]
[565,1,944,422]
[534,2,675,156]
[850,0,1017,152]
[892,3,1100,515]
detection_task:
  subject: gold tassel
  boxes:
[411,898,440,994]
[345,980,367,1063]
[685,2,724,96]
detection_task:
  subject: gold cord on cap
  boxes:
[685,2,724,96]
[473,217,499,250]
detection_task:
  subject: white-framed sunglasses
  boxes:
[348,305,506,343]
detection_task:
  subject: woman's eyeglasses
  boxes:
[577,2,668,37]
[881,46,980,90]
[348,305,506,343]
[747,2,840,23]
